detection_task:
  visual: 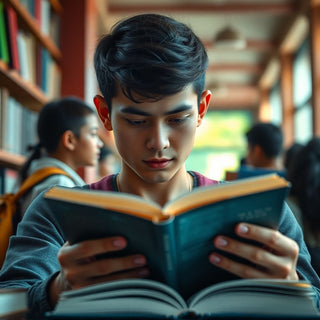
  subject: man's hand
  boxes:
[209,223,299,280]
[49,237,148,308]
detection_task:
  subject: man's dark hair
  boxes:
[246,122,283,158]
[94,13,208,110]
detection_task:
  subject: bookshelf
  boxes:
[0,0,62,192]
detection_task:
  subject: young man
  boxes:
[0,14,319,314]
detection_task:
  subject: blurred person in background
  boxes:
[238,122,286,179]
[16,96,103,218]
[97,144,120,179]
[287,137,320,275]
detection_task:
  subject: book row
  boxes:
[0,88,38,158]
[0,0,60,98]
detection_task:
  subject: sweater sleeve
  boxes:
[0,191,66,314]
[279,201,320,309]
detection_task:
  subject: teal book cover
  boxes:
[45,174,290,299]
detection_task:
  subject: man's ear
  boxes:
[61,130,77,151]
[197,90,212,127]
[93,95,112,131]
[250,145,265,166]
[254,145,265,158]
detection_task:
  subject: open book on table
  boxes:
[47,278,319,318]
[44,173,290,299]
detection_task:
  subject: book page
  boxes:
[45,187,164,222]
[164,173,289,216]
[52,297,182,317]
[60,278,186,307]
[52,279,188,317]
[188,279,319,316]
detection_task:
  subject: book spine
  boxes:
[0,2,9,64]
[154,218,179,290]
[4,5,20,71]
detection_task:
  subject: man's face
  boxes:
[103,86,209,185]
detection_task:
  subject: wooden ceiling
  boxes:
[98,0,309,110]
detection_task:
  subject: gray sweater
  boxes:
[1,174,320,314]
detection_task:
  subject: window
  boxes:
[293,40,313,143]
[186,110,252,180]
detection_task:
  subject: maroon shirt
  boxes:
[90,171,219,191]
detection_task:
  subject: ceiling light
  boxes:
[213,26,246,49]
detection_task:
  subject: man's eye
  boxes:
[127,119,146,125]
[168,117,187,124]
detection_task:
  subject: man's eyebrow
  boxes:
[120,104,193,116]
[164,105,193,116]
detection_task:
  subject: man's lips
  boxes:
[144,159,171,169]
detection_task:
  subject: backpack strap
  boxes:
[14,167,73,201]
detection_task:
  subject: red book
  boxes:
[4,5,20,71]
[34,0,41,27]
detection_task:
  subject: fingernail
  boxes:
[112,238,126,248]
[238,224,249,234]
[133,255,146,265]
[210,254,221,264]
[216,237,228,247]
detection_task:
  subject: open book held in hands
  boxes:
[47,278,320,318]
[45,173,290,299]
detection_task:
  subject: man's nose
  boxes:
[146,123,170,151]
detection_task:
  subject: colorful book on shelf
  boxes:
[19,0,34,17]
[47,278,320,318]
[3,97,23,155]
[24,31,37,84]
[4,5,20,71]
[17,31,31,81]
[41,47,51,93]
[41,0,50,36]
[44,173,290,299]
[34,0,42,27]
[0,2,9,64]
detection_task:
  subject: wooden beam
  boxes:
[206,39,278,52]
[208,63,263,73]
[60,0,86,98]
[258,88,272,122]
[280,53,294,147]
[259,1,309,89]
[0,150,25,170]
[108,3,297,14]
[0,61,47,112]
[310,0,320,136]
[209,85,260,109]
